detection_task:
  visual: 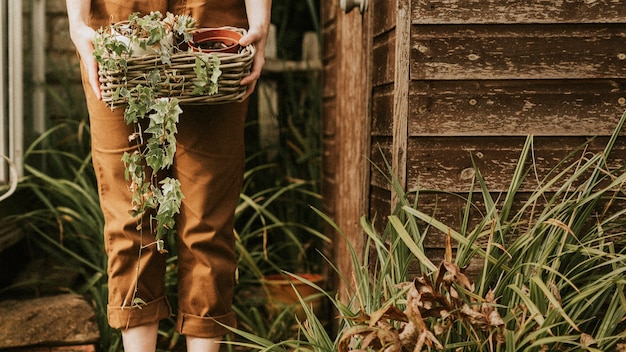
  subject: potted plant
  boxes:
[189,28,243,53]
[261,272,325,321]
[232,162,330,329]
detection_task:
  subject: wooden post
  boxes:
[333,4,370,304]
[392,0,410,208]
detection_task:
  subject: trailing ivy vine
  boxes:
[93,12,222,255]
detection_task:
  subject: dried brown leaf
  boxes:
[419,329,444,351]
[369,305,408,327]
[343,309,371,324]
[414,275,435,295]
[360,330,382,351]
[338,325,378,352]
[460,303,485,325]
[442,261,473,291]
[487,309,505,327]
[580,333,597,347]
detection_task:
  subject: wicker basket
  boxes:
[98,27,254,108]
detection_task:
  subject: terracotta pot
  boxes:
[262,273,325,320]
[189,28,242,53]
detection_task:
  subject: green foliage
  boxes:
[154,177,184,243]
[192,54,222,95]
[1,3,325,351]
[241,70,323,276]
[271,0,320,59]
[3,116,120,351]
[95,12,221,246]
[93,11,196,67]
[6,74,325,352]
[225,113,626,352]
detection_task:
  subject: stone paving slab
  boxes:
[0,294,99,349]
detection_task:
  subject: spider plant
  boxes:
[223,111,626,352]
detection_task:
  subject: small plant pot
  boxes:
[262,273,325,321]
[112,21,174,57]
[189,28,242,53]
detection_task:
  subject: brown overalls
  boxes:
[83,0,249,338]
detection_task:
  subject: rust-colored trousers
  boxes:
[83,0,249,338]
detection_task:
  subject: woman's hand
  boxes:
[70,24,102,100]
[240,0,272,100]
[239,27,267,99]
[66,0,101,100]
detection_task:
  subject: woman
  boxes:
[65,1,271,351]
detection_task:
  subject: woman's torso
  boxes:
[89,0,248,30]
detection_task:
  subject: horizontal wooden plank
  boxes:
[263,59,322,74]
[413,0,626,24]
[411,24,626,80]
[370,136,626,192]
[368,185,392,225]
[322,23,337,62]
[322,99,337,137]
[372,31,395,86]
[369,186,470,239]
[372,0,396,36]
[372,84,394,136]
[321,0,337,26]
[323,61,337,98]
[407,80,626,136]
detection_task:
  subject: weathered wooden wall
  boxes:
[323,0,626,277]
[373,0,626,267]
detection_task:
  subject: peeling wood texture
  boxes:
[413,0,626,24]
[322,1,371,306]
[412,0,626,24]
[371,136,626,193]
[373,80,626,136]
[411,24,626,80]
[407,80,626,136]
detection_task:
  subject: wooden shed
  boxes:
[321,0,626,288]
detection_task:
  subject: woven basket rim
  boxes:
[98,26,255,107]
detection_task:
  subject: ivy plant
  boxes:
[93,12,222,254]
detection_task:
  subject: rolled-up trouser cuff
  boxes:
[108,295,171,330]
[177,310,237,338]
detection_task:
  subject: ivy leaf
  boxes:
[145,141,166,171]
[132,298,147,309]
[146,69,161,89]
[143,98,181,170]
[124,85,155,124]
[191,54,221,96]
[95,13,198,242]
[172,14,196,42]
[154,177,184,239]
[156,239,168,254]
